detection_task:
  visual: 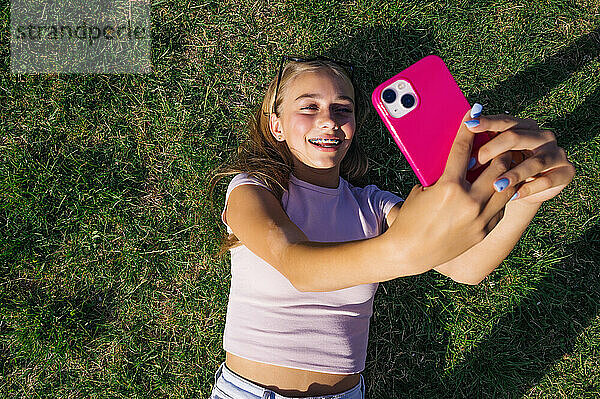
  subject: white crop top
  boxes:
[221,172,404,374]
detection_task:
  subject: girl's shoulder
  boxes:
[221,172,277,233]
[229,172,272,191]
[348,181,405,214]
[347,180,387,196]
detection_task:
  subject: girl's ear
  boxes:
[269,113,284,141]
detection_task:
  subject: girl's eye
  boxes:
[299,105,353,113]
[300,105,353,112]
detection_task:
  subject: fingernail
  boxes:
[509,192,519,201]
[471,103,483,118]
[468,157,476,170]
[464,119,480,128]
[494,177,510,192]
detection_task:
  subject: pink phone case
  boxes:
[371,55,491,187]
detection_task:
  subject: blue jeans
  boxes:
[210,362,366,399]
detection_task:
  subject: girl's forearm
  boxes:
[283,233,422,292]
[283,199,541,292]
[433,199,542,285]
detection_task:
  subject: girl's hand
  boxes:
[387,109,519,272]
[464,112,576,204]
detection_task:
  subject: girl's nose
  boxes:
[318,111,337,130]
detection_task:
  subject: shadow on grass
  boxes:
[327,26,599,398]
[440,223,600,397]
[0,137,147,384]
[0,138,148,267]
[0,278,118,377]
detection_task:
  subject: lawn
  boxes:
[1,0,599,397]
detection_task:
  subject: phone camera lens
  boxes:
[382,89,396,104]
[401,93,415,108]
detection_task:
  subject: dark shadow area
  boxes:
[440,223,599,397]
[0,138,148,269]
[367,273,451,397]
[325,26,600,397]
[0,278,117,375]
[473,30,600,121]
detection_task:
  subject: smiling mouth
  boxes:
[308,138,343,148]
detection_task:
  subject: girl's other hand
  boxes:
[464,113,576,204]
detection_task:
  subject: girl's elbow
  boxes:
[451,274,486,286]
[465,277,486,286]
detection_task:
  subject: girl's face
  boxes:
[269,70,356,183]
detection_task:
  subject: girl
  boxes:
[207,57,575,399]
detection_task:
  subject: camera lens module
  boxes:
[382,88,396,104]
[400,93,415,108]
[378,79,417,118]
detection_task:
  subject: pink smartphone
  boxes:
[371,54,492,187]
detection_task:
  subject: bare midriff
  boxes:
[225,352,361,398]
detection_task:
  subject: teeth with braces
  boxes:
[309,138,341,145]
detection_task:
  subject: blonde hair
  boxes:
[207,59,370,259]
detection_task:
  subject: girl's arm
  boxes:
[225,183,420,293]
[386,199,541,285]
[437,199,541,284]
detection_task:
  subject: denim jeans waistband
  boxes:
[214,362,365,399]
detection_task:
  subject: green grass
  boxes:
[1,0,599,397]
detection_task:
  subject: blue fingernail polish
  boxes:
[468,157,476,170]
[464,119,480,128]
[494,177,509,192]
[509,192,519,201]
[471,103,483,118]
